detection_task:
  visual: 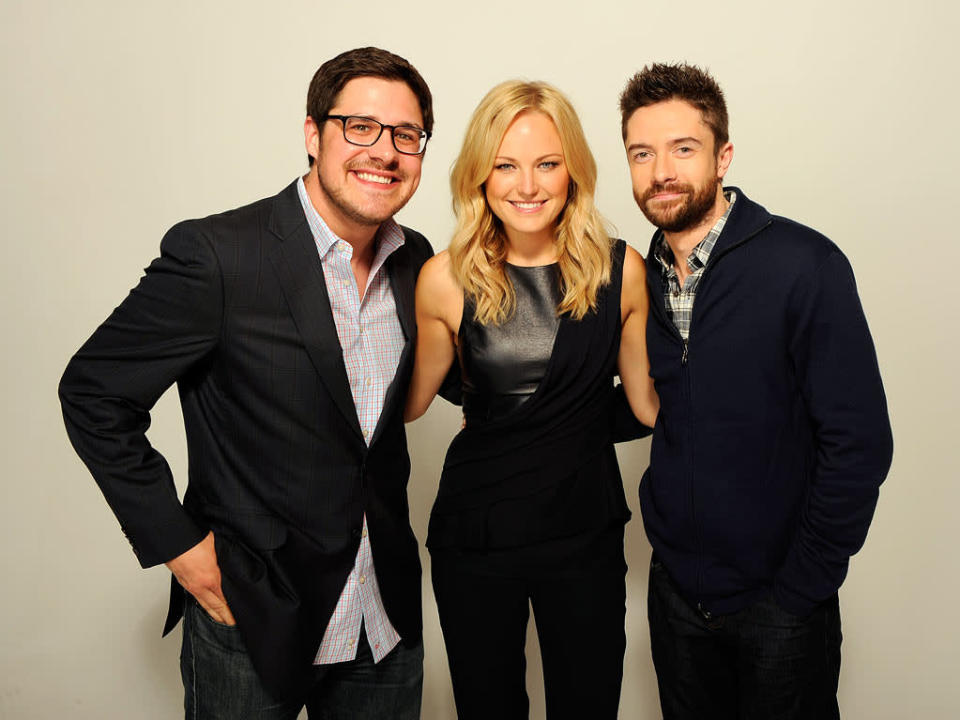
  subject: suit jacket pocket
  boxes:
[200,502,288,550]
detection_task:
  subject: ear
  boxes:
[304,116,321,163]
[716,141,734,180]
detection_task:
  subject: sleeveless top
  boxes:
[459,263,563,424]
[427,240,631,553]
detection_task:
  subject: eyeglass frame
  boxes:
[325,114,431,156]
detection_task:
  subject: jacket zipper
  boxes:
[683,218,772,612]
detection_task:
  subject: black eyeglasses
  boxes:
[325,115,430,155]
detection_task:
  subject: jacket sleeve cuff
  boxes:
[122,512,208,569]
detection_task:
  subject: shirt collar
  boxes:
[296,175,405,261]
[655,189,737,277]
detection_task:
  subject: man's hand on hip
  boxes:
[165,531,236,626]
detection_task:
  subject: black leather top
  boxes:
[459,263,562,422]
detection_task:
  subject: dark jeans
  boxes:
[647,558,841,720]
[431,548,626,720]
[180,597,423,720]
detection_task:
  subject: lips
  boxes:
[353,170,397,185]
[508,200,547,212]
[644,184,691,204]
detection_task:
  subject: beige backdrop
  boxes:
[2,0,957,718]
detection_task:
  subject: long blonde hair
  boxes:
[449,80,614,325]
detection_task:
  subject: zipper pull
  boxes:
[681,341,689,365]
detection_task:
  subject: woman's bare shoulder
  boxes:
[621,243,648,287]
[417,250,462,320]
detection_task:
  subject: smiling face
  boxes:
[624,98,732,233]
[484,110,570,248]
[304,76,424,239]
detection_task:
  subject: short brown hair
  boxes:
[619,62,728,150]
[305,47,433,165]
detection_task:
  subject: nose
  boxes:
[367,127,398,162]
[652,153,676,184]
[517,167,538,197]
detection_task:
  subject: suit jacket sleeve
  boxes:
[59,221,221,568]
[774,249,893,615]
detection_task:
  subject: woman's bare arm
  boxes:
[404,251,463,422]
[618,245,660,427]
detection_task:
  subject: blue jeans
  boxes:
[647,558,841,720]
[180,597,423,720]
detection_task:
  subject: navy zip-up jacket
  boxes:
[640,187,893,618]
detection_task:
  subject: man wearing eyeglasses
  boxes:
[59,47,440,719]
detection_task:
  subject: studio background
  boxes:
[2,1,956,717]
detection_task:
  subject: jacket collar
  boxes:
[645,186,772,268]
[707,186,772,257]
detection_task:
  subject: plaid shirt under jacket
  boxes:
[654,191,737,343]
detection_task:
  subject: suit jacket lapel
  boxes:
[370,231,418,446]
[387,231,417,342]
[267,182,363,441]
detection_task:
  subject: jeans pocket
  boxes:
[746,591,819,629]
[199,608,238,629]
[188,598,245,654]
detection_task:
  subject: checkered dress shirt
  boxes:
[654,191,737,342]
[297,177,404,665]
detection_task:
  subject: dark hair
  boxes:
[305,47,433,165]
[619,62,728,150]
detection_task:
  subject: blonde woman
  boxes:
[405,81,657,719]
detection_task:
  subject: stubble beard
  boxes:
[636,177,719,233]
[315,159,414,228]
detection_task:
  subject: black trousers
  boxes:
[430,530,626,720]
[647,558,842,720]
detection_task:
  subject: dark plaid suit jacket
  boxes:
[59,180,434,698]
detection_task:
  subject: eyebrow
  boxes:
[493,153,564,162]
[336,112,425,129]
[626,136,703,152]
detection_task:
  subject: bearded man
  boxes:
[620,62,893,719]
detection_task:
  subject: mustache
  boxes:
[641,182,692,203]
[347,158,402,176]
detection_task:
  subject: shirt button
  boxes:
[359,575,366,585]
[364,377,373,387]
[361,527,368,538]
[347,638,354,647]
[375,643,380,650]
